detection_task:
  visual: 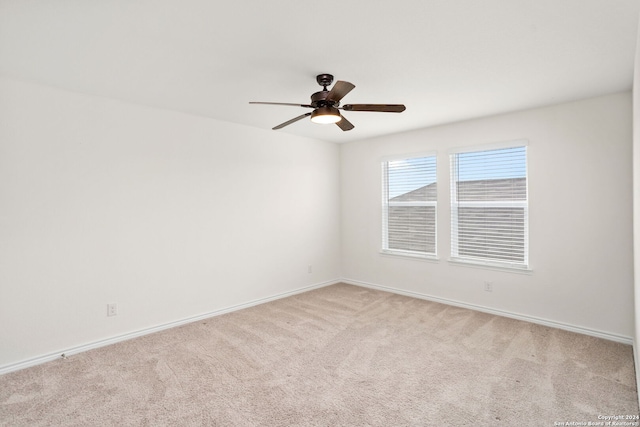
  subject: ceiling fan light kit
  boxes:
[250,73,406,131]
[310,106,342,124]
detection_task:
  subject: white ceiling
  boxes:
[1,0,639,143]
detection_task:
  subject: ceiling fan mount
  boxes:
[250,73,406,132]
[316,73,334,90]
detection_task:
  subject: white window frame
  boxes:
[381,152,438,260]
[449,141,530,271]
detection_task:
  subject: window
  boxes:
[382,155,437,257]
[450,143,528,269]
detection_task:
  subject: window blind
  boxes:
[450,145,528,267]
[382,155,437,257]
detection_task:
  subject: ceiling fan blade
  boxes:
[273,112,312,130]
[250,102,313,108]
[326,81,355,103]
[342,104,406,112]
[336,115,354,131]
[340,104,407,113]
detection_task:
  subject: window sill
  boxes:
[380,250,439,262]
[448,258,532,274]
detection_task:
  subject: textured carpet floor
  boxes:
[1,283,638,426]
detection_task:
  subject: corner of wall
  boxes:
[632,13,640,408]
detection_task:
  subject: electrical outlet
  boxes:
[308,265,312,274]
[107,303,118,317]
[484,282,493,292]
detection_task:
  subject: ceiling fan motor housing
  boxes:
[310,90,337,108]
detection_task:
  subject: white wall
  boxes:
[632,23,640,404]
[0,77,341,370]
[341,92,634,340]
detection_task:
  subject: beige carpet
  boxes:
[1,283,638,426]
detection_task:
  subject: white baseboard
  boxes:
[342,278,633,345]
[0,279,340,376]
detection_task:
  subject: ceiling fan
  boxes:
[250,74,406,131]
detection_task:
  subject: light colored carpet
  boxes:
[1,283,638,426]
